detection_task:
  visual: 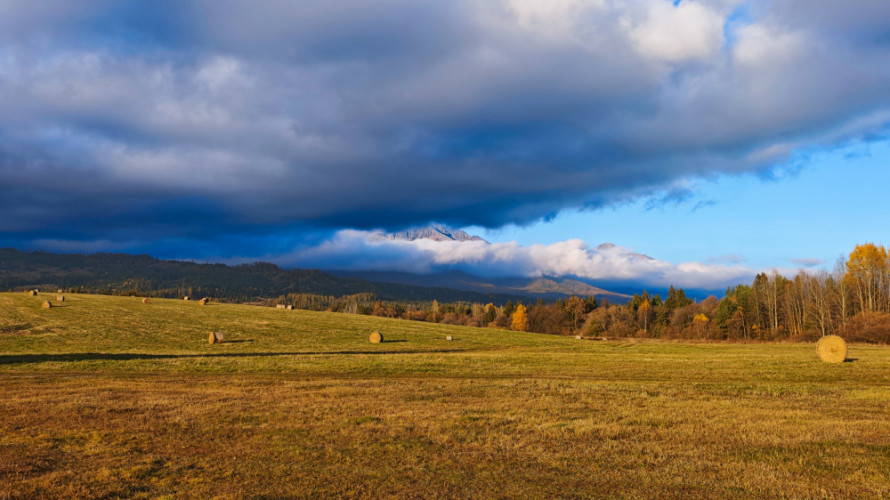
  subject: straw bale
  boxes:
[183,296,189,301]
[57,295,65,302]
[199,298,208,306]
[276,304,286,309]
[369,331,383,343]
[446,335,453,341]
[41,301,52,309]
[575,335,583,340]
[817,335,847,363]
[142,298,151,304]
[208,331,224,344]
[57,289,63,293]
[286,305,293,310]
[28,290,37,296]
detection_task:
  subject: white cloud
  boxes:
[733,23,805,67]
[502,0,607,43]
[625,0,728,63]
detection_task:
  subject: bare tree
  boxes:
[832,256,852,326]
[807,270,833,337]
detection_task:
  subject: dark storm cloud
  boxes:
[2,0,890,254]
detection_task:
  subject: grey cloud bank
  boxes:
[1,0,890,260]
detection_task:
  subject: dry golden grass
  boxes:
[0,293,888,498]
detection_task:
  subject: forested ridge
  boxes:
[0,248,522,304]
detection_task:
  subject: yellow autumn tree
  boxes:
[511,303,528,332]
[637,300,651,333]
[692,313,710,338]
[846,242,890,313]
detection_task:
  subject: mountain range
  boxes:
[0,226,645,304]
[330,269,632,303]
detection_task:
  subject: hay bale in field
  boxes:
[209,331,224,344]
[183,296,189,301]
[57,295,65,302]
[446,335,453,341]
[41,300,52,309]
[817,335,847,363]
[199,298,208,306]
[142,298,151,304]
[286,305,293,310]
[57,289,63,293]
[575,335,583,340]
[276,304,286,309]
[369,331,383,343]
[28,290,37,296]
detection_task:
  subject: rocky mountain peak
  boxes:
[378,224,489,243]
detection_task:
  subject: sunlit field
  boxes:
[1,292,888,498]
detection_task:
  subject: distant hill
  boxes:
[0,248,527,304]
[329,270,632,303]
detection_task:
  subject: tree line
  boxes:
[710,243,890,343]
[275,243,890,344]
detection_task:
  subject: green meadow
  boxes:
[1,292,888,498]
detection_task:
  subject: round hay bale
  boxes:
[445,335,453,341]
[369,331,383,344]
[41,300,52,309]
[183,296,189,301]
[57,289,63,293]
[575,335,583,340]
[142,298,151,304]
[286,305,293,310]
[817,335,847,363]
[57,295,65,302]
[28,290,37,296]
[208,331,224,344]
[199,298,208,306]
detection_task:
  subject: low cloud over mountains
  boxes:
[285,229,757,290]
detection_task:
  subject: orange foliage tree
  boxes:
[511,303,528,332]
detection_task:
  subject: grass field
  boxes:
[1,292,889,498]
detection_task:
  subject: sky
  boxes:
[2,0,890,290]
